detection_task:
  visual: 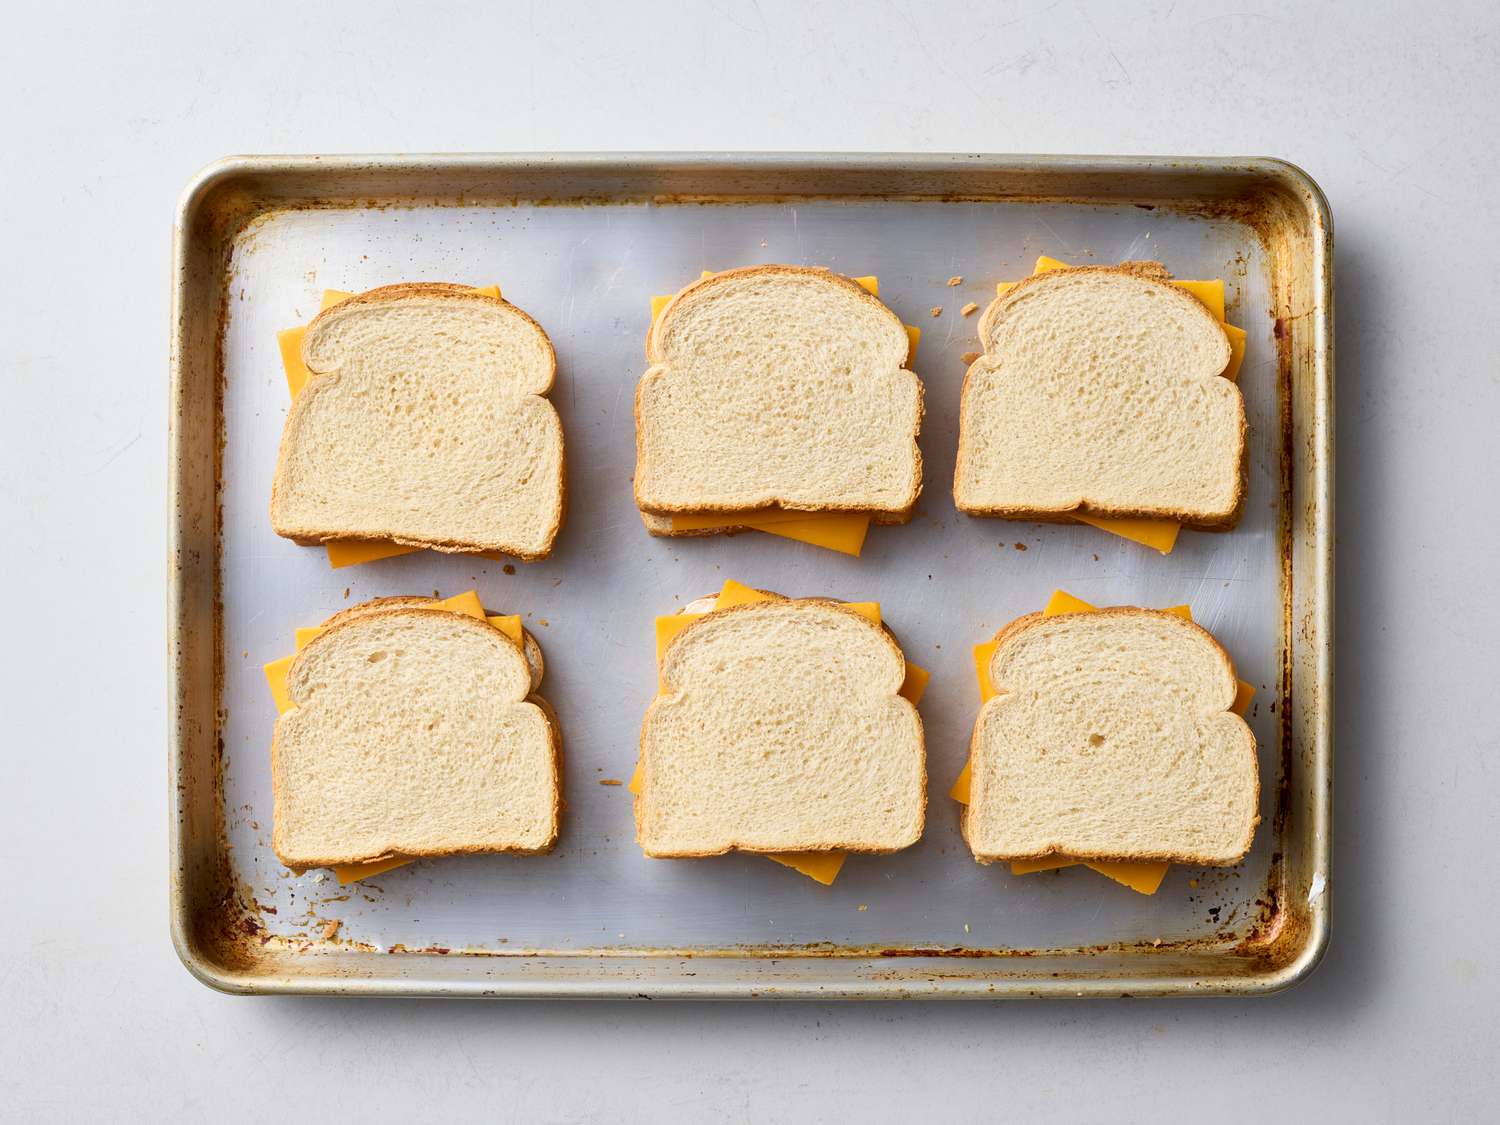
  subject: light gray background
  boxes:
[2,0,1493,1120]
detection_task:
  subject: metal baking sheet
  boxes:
[169,154,1332,997]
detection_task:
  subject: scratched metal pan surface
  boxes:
[168,154,1332,998]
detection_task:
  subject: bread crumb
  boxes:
[960,302,978,316]
[502,564,516,575]
[343,587,350,599]
[598,778,623,786]
[929,306,942,317]
[857,904,868,912]
[946,276,963,286]
[321,919,341,941]
[1189,878,1199,888]
[963,922,971,934]
[961,351,981,364]
[1014,542,1027,551]
[538,618,549,627]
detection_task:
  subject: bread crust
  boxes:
[636,594,927,858]
[268,283,566,560]
[271,604,561,867]
[953,263,1245,529]
[638,506,913,538]
[316,595,544,691]
[634,264,923,519]
[960,606,1260,866]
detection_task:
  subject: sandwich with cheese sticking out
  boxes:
[633,580,928,884]
[954,591,1257,894]
[272,282,565,566]
[635,266,923,557]
[264,592,559,882]
[954,257,1248,551]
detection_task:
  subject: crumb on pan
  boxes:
[946,276,962,286]
[930,307,942,317]
[321,919,341,941]
[961,302,978,316]
[961,351,981,364]
[598,778,623,786]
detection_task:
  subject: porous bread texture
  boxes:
[953,264,1245,527]
[962,608,1258,865]
[270,283,565,559]
[637,598,926,857]
[634,266,923,518]
[320,595,545,693]
[272,603,559,867]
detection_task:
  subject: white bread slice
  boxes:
[272,602,559,867]
[634,266,922,518]
[953,264,1244,527]
[270,283,565,559]
[963,607,1258,865]
[637,597,925,857]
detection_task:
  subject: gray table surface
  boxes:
[4,1,1495,1120]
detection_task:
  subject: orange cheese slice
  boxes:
[667,509,874,557]
[634,579,928,885]
[264,590,520,884]
[649,273,913,555]
[992,256,1246,553]
[332,855,412,886]
[951,589,1254,895]
[1072,515,1181,554]
[277,286,502,569]
[765,851,847,886]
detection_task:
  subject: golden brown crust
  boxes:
[271,604,561,866]
[635,595,926,858]
[269,283,565,560]
[635,264,922,520]
[954,263,1245,529]
[961,605,1259,867]
[317,595,438,630]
